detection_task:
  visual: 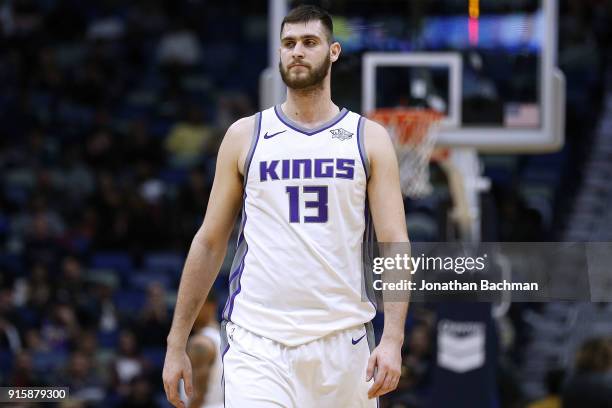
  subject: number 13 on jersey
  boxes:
[286,186,328,223]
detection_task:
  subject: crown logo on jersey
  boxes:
[330,128,353,141]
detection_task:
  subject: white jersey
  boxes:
[222,105,376,346]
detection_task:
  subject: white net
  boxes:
[370,109,442,198]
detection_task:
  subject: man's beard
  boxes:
[279,56,330,90]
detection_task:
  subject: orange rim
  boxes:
[369,108,443,145]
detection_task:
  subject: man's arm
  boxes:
[363,118,410,399]
[162,116,254,408]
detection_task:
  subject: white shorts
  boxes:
[221,321,378,408]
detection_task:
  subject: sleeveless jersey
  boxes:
[222,105,376,346]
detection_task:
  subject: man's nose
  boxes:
[291,42,305,58]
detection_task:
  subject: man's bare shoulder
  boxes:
[363,117,394,157]
[224,115,257,144]
[363,117,391,140]
[221,114,258,174]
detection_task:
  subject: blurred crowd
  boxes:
[0,0,611,407]
[0,0,264,405]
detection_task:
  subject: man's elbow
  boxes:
[192,227,226,254]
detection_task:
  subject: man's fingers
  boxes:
[371,371,401,398]
[168,390,186,408]
[184,366,193,398]
[380,373,396,396]
[365,353,377,381]
[368,370,387,399]
[165,374,183,407]
[392,373,400,389]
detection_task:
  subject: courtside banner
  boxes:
[362,242,612,302]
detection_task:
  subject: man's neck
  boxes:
[282,84,339,127]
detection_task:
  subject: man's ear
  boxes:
[330,41,341,63]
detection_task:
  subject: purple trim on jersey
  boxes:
[225,187,250,320]
[226,253,246,319]
[356,116,370,179]
[228,260,244,284]
[223,183,252,318]
[244,113,262,184]
[363,197,377,309]
[222,192,249,321]
[273,105,350,136]
[236,112,262,248]
[236,197,250,247]
[221,342,229,407]
[222,237,247,320]
[237,227,245,247]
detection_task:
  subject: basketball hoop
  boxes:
[369,108,446,198]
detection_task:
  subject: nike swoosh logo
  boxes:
[352,334,366,345]
[263,130,287,139]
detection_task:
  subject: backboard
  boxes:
[264,0,565,153]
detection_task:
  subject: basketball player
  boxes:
[179,293,223,408]
[163,5,409,407]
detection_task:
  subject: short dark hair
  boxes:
[281,5,334,43]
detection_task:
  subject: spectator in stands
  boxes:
[562,337,612,407]
[0,316,21,355]
[54,256,88,311]
[157,17,201,68]
[164,104,217,168]
[40,303,80,352]
[23,262,51,326]
[172,168,210,245]
[88,272,119,335]
[0,273,20,353]
[215,91,255,131]
[57,145,95,206]
[84,128,122,172]
[90,171,129,249]
[23,327,44,350]
[86,4,125,42]
[135,282,170,347]
[177,168,210,217]
[7,350,40,387]
[59,351,105,402]
[0,0,45,38]
[76,330,108,386]
[112,330,148,398]
[121,119,165,170]
[119,374,160,408]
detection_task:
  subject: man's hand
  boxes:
[163,347,193,408]
[366,337,402,399]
